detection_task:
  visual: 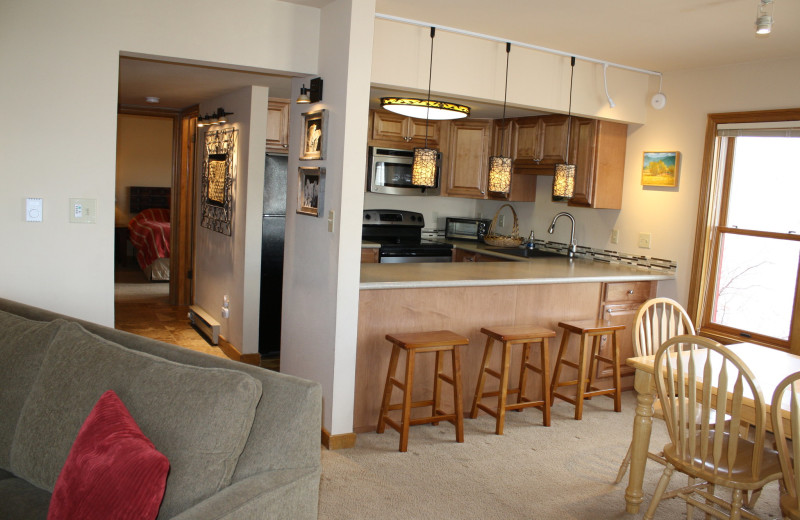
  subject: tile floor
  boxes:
[114,264,279,370]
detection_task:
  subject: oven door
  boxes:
[379,246,453,263]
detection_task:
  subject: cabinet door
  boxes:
[488,120,535,202]
[597,302,640,378]
[491,119,517,158]
[538,115,569,165]
[443,119,491,199]
[361,248,379,263]
[404,117,439,147]
[453,249,477,262]
[512,116,541,168]
[567,118,599,207]
[266,99,290,153]
[371,110,409,143]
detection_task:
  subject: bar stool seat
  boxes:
[550,319,624,420]
[470,325,556,435]
[377,330,469,452]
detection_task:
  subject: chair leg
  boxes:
[614,441,632,484]
[495,341,512,435]
[540,338,551,427]
[432,350,443,425]
[470,336,494,418]
[730,489,743,520]
[610,330,622,412]
[550,332,570,406]
[377,345,400,434]
[574,333,590,420]
[451,347,464,443]
[687,476,696,520]
[644,463,675,520]
[399,349,415,453]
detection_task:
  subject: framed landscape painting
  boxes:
[641,151,680,187]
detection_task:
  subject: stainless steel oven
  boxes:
[362,209,453,263]
[366,147,441,196]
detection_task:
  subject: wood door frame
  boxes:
[117,104,196,306]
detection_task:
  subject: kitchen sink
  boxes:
[488,247,565,259]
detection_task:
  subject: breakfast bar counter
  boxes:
[353,257,674,433]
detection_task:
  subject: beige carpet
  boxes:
[318,392,782,519]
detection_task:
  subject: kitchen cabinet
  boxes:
[568,118,628,209]
[441,119,492,199]
[489,120,536,202]
[361,247,379,263]
[265,98,290,154]
[596,281,656,381]
[368,110,439,149]
[453,249,506,262]
[512,115,569,171]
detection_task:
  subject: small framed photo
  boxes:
[642,151,680,187]
[300,109,327,161]
[297,167,325,217]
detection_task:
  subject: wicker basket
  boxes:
[483,204,524,247]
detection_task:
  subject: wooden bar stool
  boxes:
[550,319,624,420]
[470,325,556,434]
[376,330,469,452]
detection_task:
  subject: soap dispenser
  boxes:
[525,230,536,250]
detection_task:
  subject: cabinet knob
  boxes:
[627,290,634,295]
[403,136,412,142]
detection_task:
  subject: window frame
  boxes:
[688,108,800,354]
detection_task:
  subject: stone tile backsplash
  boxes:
[533,240,678,273]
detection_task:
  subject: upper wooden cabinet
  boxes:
[489,120,536,203]
[266,98,290,154]
[513,115,569,171]
[441,119,492,199]
[368,110,439,149]
[567,118,628,209]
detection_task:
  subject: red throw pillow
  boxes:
[47,390,169,520]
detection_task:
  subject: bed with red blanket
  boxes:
[128,208,170,281]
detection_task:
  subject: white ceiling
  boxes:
[118,1,800,112]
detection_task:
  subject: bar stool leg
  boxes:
[574,333,591,421]
[470,336,494,419]
[377,345,400,434]
[611,330,622,412]
[516,342,531,406]
[540,338,551,427]
[550,331,570,406]
[585,334,602,399]
[432,350,443,425]
[399,349,416,453]
[495,340,513,435]
[451,347,464,443]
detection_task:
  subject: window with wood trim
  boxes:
[688,109,800,353]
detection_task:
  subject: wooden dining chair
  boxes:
[771,371,800,520]
[644,335,783,520]
[614,297,695,484]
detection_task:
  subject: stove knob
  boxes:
[364,214,372,220]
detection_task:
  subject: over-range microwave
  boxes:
[366,146,441,196]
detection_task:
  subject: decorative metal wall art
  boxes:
[201,128,237,235]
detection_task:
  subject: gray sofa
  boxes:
[0,297,321,519]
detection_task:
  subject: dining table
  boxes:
[623,342,800,514]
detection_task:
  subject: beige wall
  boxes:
[115,114,173,225]
[281,0,376,435]
[0,0,319,325]
[194,86,267,354]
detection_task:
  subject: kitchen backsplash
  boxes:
[533,239,678,273]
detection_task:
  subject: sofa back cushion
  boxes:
[0,312,64,470]
[10,321,263,519]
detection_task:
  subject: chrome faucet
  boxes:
[548,212,577,258]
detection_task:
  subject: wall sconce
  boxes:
[197,107,233,128]
[297,77,323,104]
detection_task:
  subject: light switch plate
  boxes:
[26,198,43,222]
[327,210,335,233]
[638,232,652,249]
[69,198,97,224]
[610,228,619,244]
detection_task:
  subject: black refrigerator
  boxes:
[259,154,288,357]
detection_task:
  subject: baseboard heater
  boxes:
[188,305,220,345]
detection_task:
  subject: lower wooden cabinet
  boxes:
[361,248,379,263]
[596,281,656,380]
[453,249,506,262]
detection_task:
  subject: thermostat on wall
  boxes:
[26,198,43,222]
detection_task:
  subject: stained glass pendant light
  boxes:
[553,56,576,202]
[411,27,443,188]
[488,42,513,197]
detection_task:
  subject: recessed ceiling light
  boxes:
[145,96,160,104]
